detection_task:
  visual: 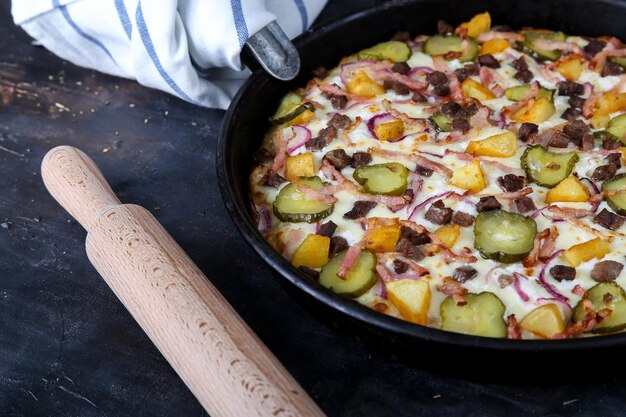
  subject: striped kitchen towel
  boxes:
[11,0,327,108]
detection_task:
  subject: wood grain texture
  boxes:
[41,146,325,417]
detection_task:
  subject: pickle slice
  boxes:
[602,173,626,215]
[474,210,537,263]
[521,145,579,188]
[505,85,554,102]
[573,282,626,334]
[605,114,626,144]
[523,31,567,61]
[423,35,479,62]
[431,112,452,132]
[271,92,315,125]
[609,56,626,69]
[357,40,412,62]
[440,292,507,338]
[319,250,377,298]
[353,162,409,195]
[273,176,334,223]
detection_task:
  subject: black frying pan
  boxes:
[217,0,626,354]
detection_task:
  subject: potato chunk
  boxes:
[386,279,431,325]
[373,119,405,141]
[554,55,584,81]
[465,132,517,158]
[434,224,461,248]
[459,12,491,38]
[365,225,401,253]
[449,159,486,192]
[461,78,495,101]
[346,70,385,97]
[591,93,626,128]
[563,237,610,267]
[291,234,331,269]
[285,152,315,182]
[510,97,556,124]
[519,304,565,339]
[545,176,590,203]
[480,39,511,55]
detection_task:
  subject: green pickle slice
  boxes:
[523,31,567,61]
[357,40,412,62]
[319,250,378,298]
[594,113,626,144]
[353,162,409,196]
[423,35,479,62]
[440,292,507,338]
[271,92,314,125]
[602,173,626,216]
[573,282,626,334]
[521,145,579,188]
[273,176,334,223]
[431,112,452,132]
[474,210,537,263]
[505,85,554,102]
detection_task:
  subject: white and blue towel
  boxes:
[12,0,327,108]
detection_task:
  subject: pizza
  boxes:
[249,12,626,339]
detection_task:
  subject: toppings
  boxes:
[343,201,378,220]
[328,113,352,129]
[521,145,579,188]
[440,292,507,338]
[353,162,410,195]
[322,149,352,171]
[590,260,624,282]
[476,196,502,212]
[517,122,539,142]
[602,173,626,215]
[591,164,617,181]
[478,54,500,68]
[273,177,335,223]
[423,35,479,62]
[523,31,567,61]
[350,151,372,168]
[550,265,576,282]
[557,81,585,96]
[391,62,410,75]
[474,210,538,263]
[319,250,378,298]
[306,126,337,151]
[424,200,453,225]
[572,282,626,334]
[357,40,412,62]
[452,211,475,227]
[452,266,478,283]
[317,221,337,237]
[498,174,525,192]
[259,169,287,188]
[594,208,624,230]
[271,92,315,125]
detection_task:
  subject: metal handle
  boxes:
[244,21,300,81]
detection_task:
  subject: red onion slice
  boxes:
[537,250,569,303]
[367,113,401,140]
[339,60,380,85]
[408,191,453,221]
[580,177,600,195]
[512,272,531,302]
[286,125,312,155]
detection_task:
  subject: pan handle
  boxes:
[41,146,325,417]
[244,21,300,81]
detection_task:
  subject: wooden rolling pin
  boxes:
[41,145,325,417]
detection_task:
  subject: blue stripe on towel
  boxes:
[114,0,132,40]
[230,0,248,48]
[135,1,198,104]
[52,0,118,66]
[293,0,308,32]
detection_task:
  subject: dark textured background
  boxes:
[2,1,626,416]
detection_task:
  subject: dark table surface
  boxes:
[2,1,626,416]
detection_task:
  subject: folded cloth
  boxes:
[11,0,327,108]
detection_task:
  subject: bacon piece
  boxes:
[377,253,430,277]
[479,187,533,201]
[547,206,612,239]
[590,38,625,73]
[523,228,550,267]
[385,72,428,91]
[555,285,611,338]
[506,315,522,339]
[533,39,586,56]
[431,55,450,74]
[477,31,524,43]
[469,105,492,128]
[317,82,370,102]
[437,277,468,305]
[382,99,429,127]
[370,147,453,178]
[449,77,465,102]
[281,228,305,259]
[375,263,395,282]
[292,179,339,204]
[338,244,363,279]
[341,116,362,146]
[582,92,599,119]
[271,129,288,173]
[425,230,477,264]
[539,226,559,261]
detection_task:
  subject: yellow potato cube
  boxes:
[594,93,626,117]
[449,159,486,192]
[365,225,401,253]
[434,224,461,248]
[373,119,405,141]
[545,176,590,203]
[519,304,565,339]
[465,131,517,158]
[591,114,611,129]
[386,279,431,325]
[285,152,315,182]
[480,39,511,55]
[510,97,556,124]
[554,55,584,81]
[288,109,314,126]
[461,78,495,101]
[563,237,610,267]
[291,234,331,269]
[460,12,491,38]
[346,70,385,97]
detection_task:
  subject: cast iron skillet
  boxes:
[218,0,626,353]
